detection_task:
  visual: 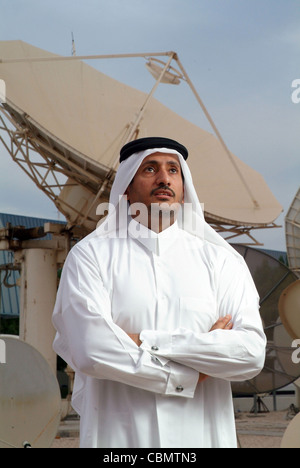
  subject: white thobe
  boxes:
[52,220,266,448]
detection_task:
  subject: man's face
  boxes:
[125,152,184,208]
[125,152,184,231]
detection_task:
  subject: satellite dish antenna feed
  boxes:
[145,58,183,84]
[279,280,300,340]
[0,335,61,448]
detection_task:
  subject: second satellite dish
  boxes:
[231,245,300,395]
[0,335,61,448]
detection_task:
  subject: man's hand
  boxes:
[128,333,141,346]
[209,314,233,332]
[198,315,233,383]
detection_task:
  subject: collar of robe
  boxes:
[128,217,180,255]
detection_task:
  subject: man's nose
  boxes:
[156,169,170,185]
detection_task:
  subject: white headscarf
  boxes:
[95,147,242,259]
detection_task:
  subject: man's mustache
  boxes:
[150,185,176,197]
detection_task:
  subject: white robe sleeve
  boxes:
[52,244,199,398]
[140,255,266,382]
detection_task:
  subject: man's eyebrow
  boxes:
[141,159,158,166]
[166,160,180,167]
[141,159,180,167]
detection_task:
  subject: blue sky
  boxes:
[0,0,299,250]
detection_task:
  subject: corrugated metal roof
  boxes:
[0,212,65,240]
[0,212,65,317]
[0,212,63,227]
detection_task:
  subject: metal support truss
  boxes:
[208,221,281,247]
[0,107,65,198]
[0,104,111,232]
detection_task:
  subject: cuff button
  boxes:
[176,385,184,392]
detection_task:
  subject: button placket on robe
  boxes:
[152,254,171,331]
[149,255,163,361]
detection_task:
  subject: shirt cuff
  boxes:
[140,329,171,351]
[165,361,199,398]
[140,329,170,365]
[140,329,199,398]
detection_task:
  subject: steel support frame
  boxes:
[0,106,107,229]
[208,221,281,247]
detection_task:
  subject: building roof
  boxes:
[0,211,64,234]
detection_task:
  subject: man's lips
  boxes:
[151,187,175,198]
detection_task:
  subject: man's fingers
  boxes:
[198,373,209,383]
[225,320,233,330]
[210,315,233,331]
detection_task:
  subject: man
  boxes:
[52,137,266,448]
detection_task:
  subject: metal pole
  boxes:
[0,51,174,64]
[124,52,176,143]
[78,53,177,226]
[19,249,57,373]
[174,55,260,210]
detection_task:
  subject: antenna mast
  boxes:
[71,32,76,56]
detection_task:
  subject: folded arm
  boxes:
[129,315,234,383]
[131,257,266,383]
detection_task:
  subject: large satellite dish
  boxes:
[286,187,300,278]
[0,40,282,244]
[0,335,61,448]
[231,245,300,395]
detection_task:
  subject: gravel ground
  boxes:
[50,410,295,448]
[236,410,291,448]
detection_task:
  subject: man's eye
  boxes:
[145,167,155,172]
